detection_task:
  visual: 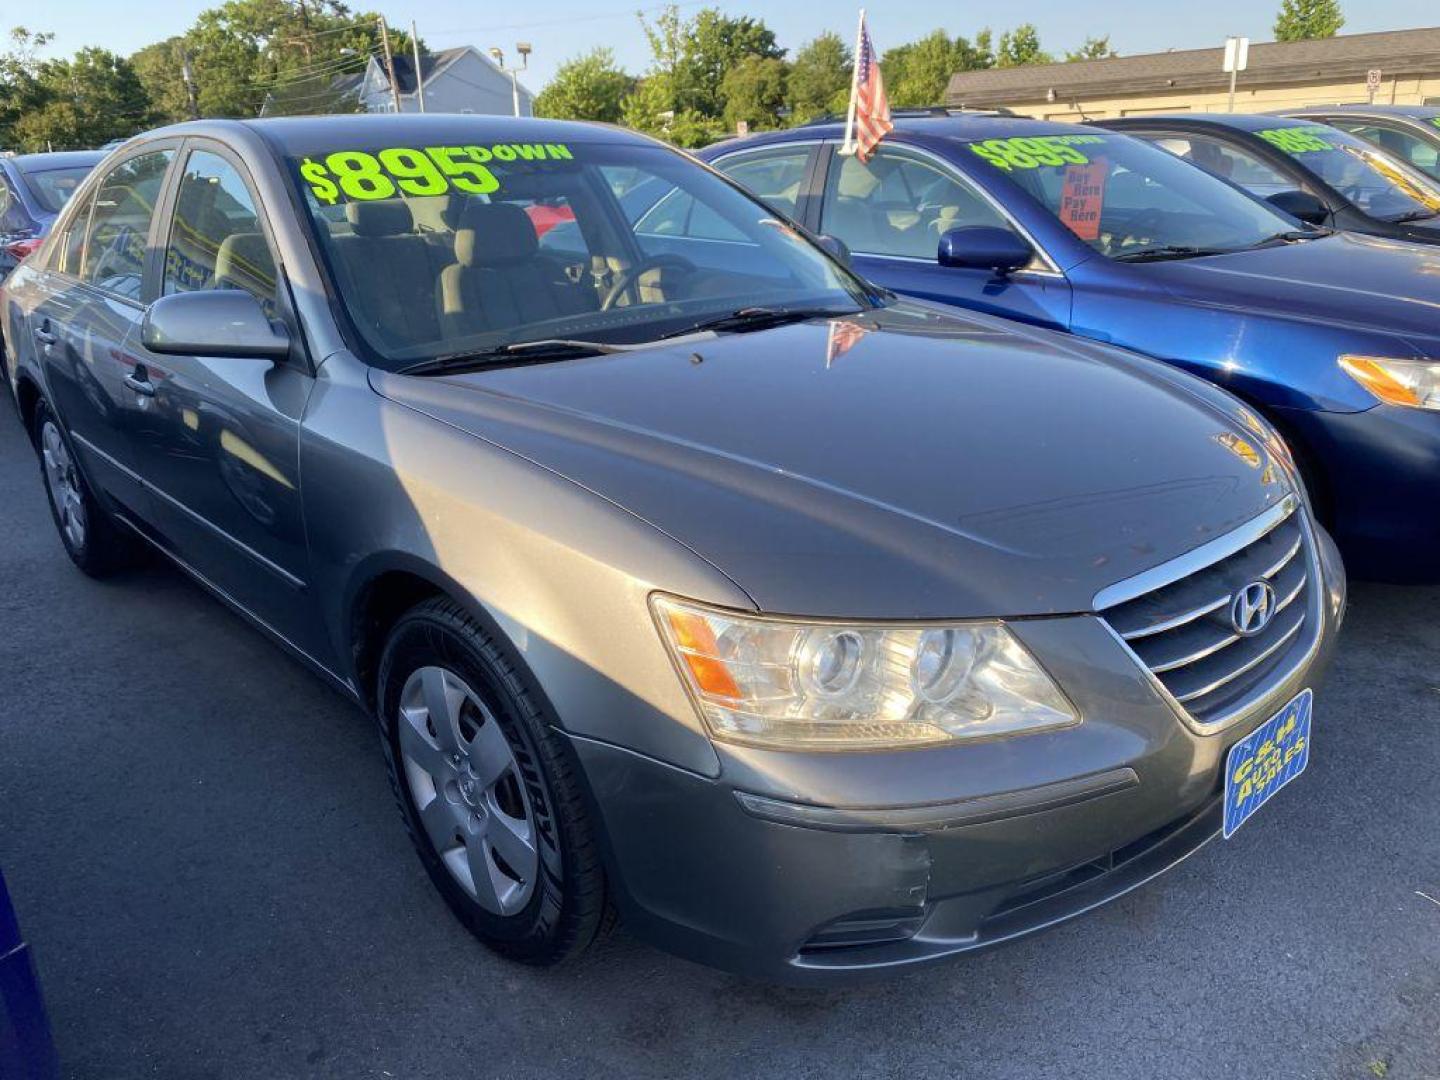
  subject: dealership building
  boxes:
[944,26,1440,121]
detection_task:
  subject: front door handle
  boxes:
[124,370,155,397]
[32,324,56,347]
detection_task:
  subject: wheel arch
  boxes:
[14,370,42,446]
[342,552,559,725]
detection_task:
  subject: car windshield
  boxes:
[17,165,93,213]
[1246,124,1440,221]
[282,135,875,368]
[962,130,1298,260]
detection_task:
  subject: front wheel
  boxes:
[376,597,610,965]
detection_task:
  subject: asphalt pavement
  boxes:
[1,397,1437,1080]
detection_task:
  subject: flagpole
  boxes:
[840,8,865,156]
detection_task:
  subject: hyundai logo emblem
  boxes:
[1231,581,1278,637]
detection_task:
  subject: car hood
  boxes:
[1138,231,1440,348]
[371,303,1292,619]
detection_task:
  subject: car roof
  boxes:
[8,150,106,171]
[704,113,1100,155]
[1102,113,1314,132]
[136,114,658,153]
[1284,104,1440,119]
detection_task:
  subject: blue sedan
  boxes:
[0,151,105,277]
[699,114,1440,582]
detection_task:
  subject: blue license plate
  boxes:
[1223,689,1313,839]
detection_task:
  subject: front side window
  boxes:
[278,135,873,368]
[1326,120,1440,181]
[1240,125,1440,221]
[965,131,1298,260]
[820,148,1012,259]
[164,149,277,308]
[716,147,812,218]
[80,150,173,298]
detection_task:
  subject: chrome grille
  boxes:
[1096,498,1320,731]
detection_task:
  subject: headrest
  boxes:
[345,199,414,237]
[454,201,539,267]
[213,232,276,291]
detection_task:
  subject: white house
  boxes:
[357,46,535,116]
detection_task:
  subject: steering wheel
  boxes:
[1115,208,1167,246]
[601,254,697,311]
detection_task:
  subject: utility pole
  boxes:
[378,17,402,113]
[410,21,425,112]
[181,48,200,119]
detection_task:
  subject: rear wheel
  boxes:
[376,597,610,965]
[33,401,144,576]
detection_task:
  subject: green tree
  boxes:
[9,47,152,150]
[533,47,632,123]
[881,30,989,108]
[721,55,786,131]
[1065,36,1117,62]
[785,31,849,124]
[130,37,197,125]
[0,27,51,147]
[1274,0,1344,41]
[133,0,415,120]
[996,24,1053,68]
[676,8,782,117]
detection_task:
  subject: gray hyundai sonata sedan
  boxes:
[1,115,1344,983]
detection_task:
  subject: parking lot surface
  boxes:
[1,399,1437,1080]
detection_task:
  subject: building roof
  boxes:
[381,46,534,101]
[945,26,1440,108]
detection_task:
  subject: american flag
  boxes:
[851,13,892,163]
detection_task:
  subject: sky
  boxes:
[12,0,1435,93]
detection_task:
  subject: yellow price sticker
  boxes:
[297,142,575,205]
[968,134,1106,172]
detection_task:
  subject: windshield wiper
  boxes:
[1111,245,1229,263]
[1245,228,1335,248]
[397,338,630,377]
[657,305,862,341]
[1389,207,1440,223]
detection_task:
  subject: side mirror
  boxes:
[814,233,853,266]
[937,226,1033,275]
[1265,189,1330,227]
[141,290,290,360]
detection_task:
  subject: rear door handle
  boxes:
[32,325,56,346]
[124,371,155,397]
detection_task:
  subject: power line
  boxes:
[247,49,380,88]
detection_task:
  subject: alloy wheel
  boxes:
[40,421,86,552]
[397,665,539,916]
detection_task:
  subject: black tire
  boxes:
[32,400,146,577]
[376,596,610,965]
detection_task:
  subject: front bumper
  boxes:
[570,526,1345,985]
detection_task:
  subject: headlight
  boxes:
[1339,355,1440,410]
[651,596,1079,750]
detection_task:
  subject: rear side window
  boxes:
[819,148,1011,259]
[163,149,278,308]
[716,147,812,218]
[80,150,173,298]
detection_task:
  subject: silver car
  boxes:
[1,116,1345,983]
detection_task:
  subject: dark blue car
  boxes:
[699,115,1440,582]
[0,869,58,1079]
[1097,114,1440,246]
[1278,104,1440,183]
[0,151,104,276]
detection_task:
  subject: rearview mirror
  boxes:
[937,226,1033,275]
[1265,189,1330,227]
[141,290,290,360]
[814,233,853,266]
